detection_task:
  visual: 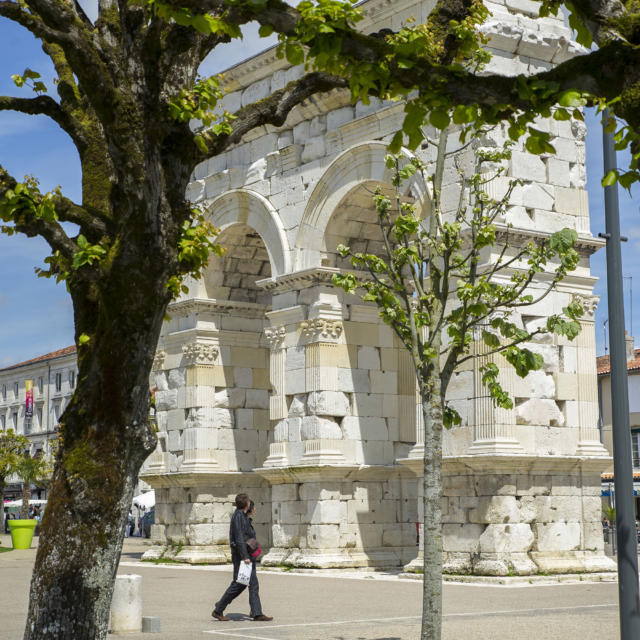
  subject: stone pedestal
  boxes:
[256,465,418,569]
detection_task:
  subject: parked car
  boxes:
[141,509,154,538]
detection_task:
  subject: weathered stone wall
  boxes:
[141,0,614,575]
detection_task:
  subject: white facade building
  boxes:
[0,346,77,498]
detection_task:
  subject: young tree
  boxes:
[0,0,633,638]
[13,451,53,520]
[334,128,583,640]
[0,429,29,531]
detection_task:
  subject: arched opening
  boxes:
[203,223,272,305]
[322,181,417,269]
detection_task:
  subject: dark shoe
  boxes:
[253,615,273,622]
[212,611,230,621]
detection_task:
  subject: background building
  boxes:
[0,346,77,500]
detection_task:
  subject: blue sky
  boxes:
[0,5,638,367]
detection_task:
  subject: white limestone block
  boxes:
[285,369,306,395]
[168,368,186,390]
[110,575,142,633]
[307,391,350,417]
[215,388,245,409]
[241,78,271,107]
[554,186,589,216]
[338,368,370,393]
[481,20,523,53]
[286,346,305,370]
[235,408,254,429]
[214,408,234,428]
[526,343,559,371]
[301,416,342,440]
[166,408,184,431]
[547,158,571,187]
[272,484,297,502]
[246,389,269,409]
[509,150,546,182]
[442,524,483,552]
[272,523,300,547]
[288,395,306,417]
[479,523,534,553]
[234,368,253,388]
[154,371,169,391]
[307,500,346,525]
[357,346,381,370]
[167,429,183,453]
[352,393,383,417]
[327,106,354,130]
[301,136,326,164]
[569,163,587,189]
[155,390,178,411]
[370,371,397,394]
[533,522,581,551]
[293,121,310,144]
[484,48,523,76]
[306,524,340,549]
[469,496,521,524]
[553,137,579,163]
[516,398,564,426]
[522,183,555,212]
[527,370,556,398]
[222,91,242,114]
[186,523,215,545]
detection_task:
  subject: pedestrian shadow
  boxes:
[222,613,253,621]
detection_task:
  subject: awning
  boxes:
[132,490,155,509]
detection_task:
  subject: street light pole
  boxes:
[602,108,640,638]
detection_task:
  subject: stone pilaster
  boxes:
[468,331,523,455]
[265,326,287,420]
[573,295,609,456]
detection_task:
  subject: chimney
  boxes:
[626,331,635,362]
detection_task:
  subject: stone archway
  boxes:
[296,142,430,270]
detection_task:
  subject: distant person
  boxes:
[211,493,272,622]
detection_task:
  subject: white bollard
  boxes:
[110,574,142,633]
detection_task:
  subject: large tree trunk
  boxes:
[23,249,169,638]
[421,382,443,640]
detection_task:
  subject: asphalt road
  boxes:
[0,536,621,640]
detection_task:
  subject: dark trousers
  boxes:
[214,552,262,617]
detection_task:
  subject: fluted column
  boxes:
[263,326,289,467]
[468,330,523,454]
[574,295,609,456]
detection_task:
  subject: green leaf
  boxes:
[602,170,618,187]
[78,333,91,346]
[285,42,305,66]
[558,90,586,108]
[429,110,450,130]
[258,24,274,37]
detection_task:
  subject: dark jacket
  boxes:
[229,508,255,561]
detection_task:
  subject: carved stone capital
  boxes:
[182,342,219,366]
[152,350,166,371]
[300,319,343,341]
[573,294,599,321]
[264,326,286,349]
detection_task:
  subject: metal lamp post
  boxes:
[602,108,640,638]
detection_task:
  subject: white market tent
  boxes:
[132,490,155,509]
[4,499,47,507]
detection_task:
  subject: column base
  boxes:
[403,552,424,573]
[142,544,230,565]
[575,440,610,457]
[261,547,404,569]
[466,438,525,455]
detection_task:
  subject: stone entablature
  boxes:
[141,0,614,575]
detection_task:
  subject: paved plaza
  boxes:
[0,535,623,640]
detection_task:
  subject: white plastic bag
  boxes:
[236,561,252,586]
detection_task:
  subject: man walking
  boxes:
[212,493,273,622]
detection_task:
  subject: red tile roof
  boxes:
[0,345,76,372]
[597,349,640,375]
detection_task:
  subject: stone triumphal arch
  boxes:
[141,0,614,575]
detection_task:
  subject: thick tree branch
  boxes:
[0,94,86,148]
[0,167,78,259]
[198,72,348,160]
